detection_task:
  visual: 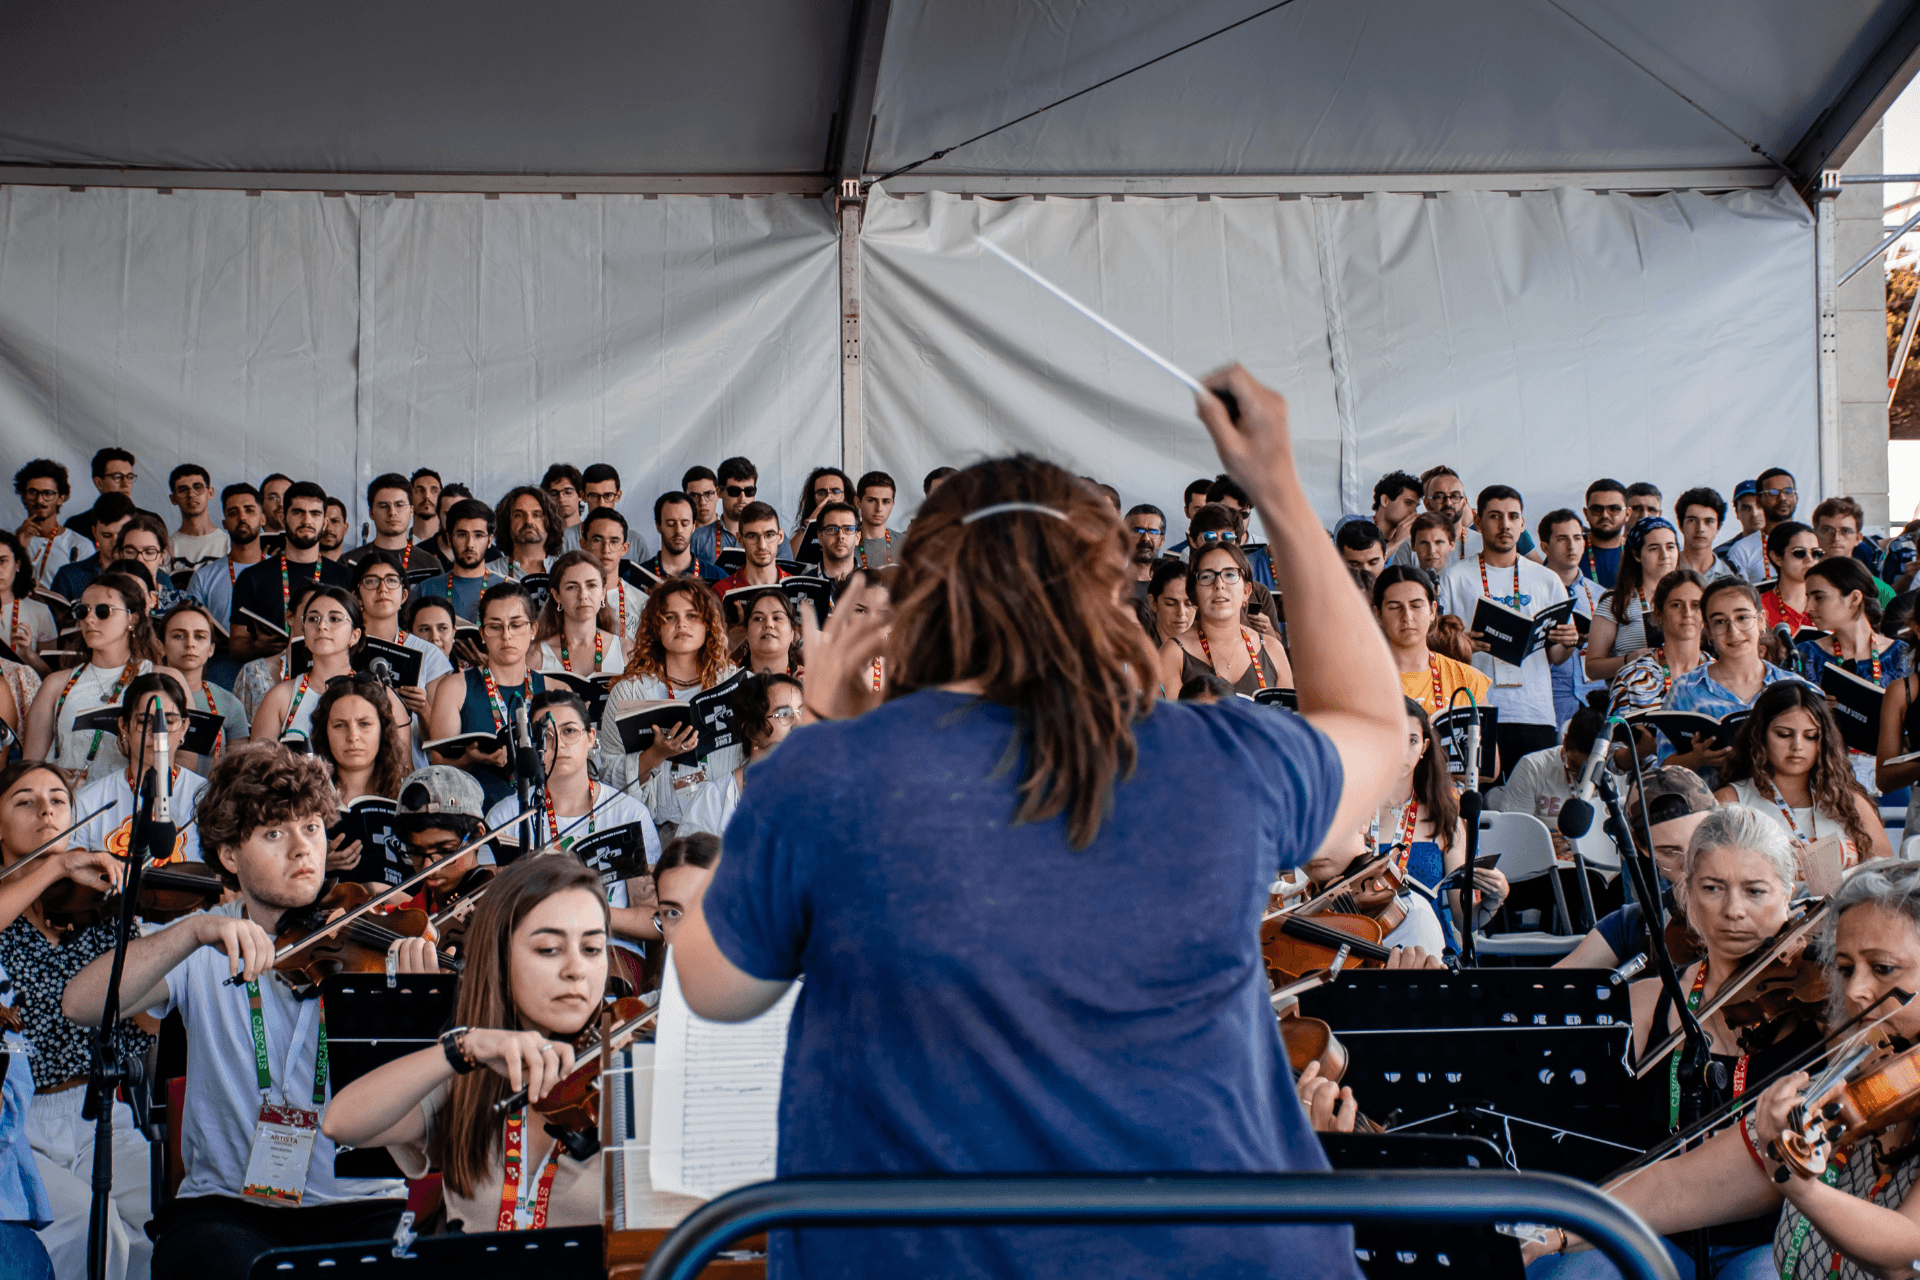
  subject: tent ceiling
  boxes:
[0,0,1915,187]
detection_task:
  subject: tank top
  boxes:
[1178,634,1281,696]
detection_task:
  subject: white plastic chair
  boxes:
[1903,834,1920,862]
[1466,811,1582,958]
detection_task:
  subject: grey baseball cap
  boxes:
[396,766,486,830]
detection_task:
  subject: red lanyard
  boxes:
[1837,636,1883,684]
[278,556,294,630]
[203,683,224,756]
[1478,554,1520,608]
[31,533,56,582]
[282,673,313,739]
[1390,802,1419,870]
[560,632,603,673]
[399,544,411,574]
[871,656,883,692]
[481,668,532,732]
[1652,647,1673,697]
[495,1110,560,1232]
[544,780,595,847]
[1427,655,1444,712]
[1197,628,1268,690]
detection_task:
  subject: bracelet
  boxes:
[1738,1111,1768,1172]
[1555,1228,1571,1255]
[440,1027,475,1075]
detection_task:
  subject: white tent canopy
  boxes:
[0,0,1912,531]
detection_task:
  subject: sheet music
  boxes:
[649,949,798,1200]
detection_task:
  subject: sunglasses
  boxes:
[1194,530,1240,545]
[71,602,127,621]
[1785,546,1823,561]
[725,485,757,498]
[1129,527,1164,538]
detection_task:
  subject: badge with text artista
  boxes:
[241,1103,319,1205]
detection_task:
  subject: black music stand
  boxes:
[249,1222,603,1279]
[321,973,458,1178]
[1321,1133,1522,1279]
[1297,969,1639,1182]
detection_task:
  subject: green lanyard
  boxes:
[245,980,329,1108]
[1778,1152,1850,1279]
[1667,965,1708,1130]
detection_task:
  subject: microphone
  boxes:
[145,695,177,867]
[1557,715,1625,840]
[1463,710,1482,791]
[1773,622,1803,674]
[1608,952,1649,986]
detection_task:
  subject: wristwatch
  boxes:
[440,1026,475,1074]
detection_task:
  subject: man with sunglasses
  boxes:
[1726,466,1798,583]
[1125,505,1166,588]
[690,456,758,566]
[1578,478,1630,588]
[229,482,351,663]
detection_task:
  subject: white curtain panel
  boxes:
[860,184,1815,527]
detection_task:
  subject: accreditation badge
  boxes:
[1492,657,1524,687]
[240,1102,319,1205]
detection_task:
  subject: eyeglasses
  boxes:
[651,906,683,931]
[483,618,533,635]
[1129,527,1165,538]
[813,486,845,499]
[1194,530,1239,545]
[359,575,404,592]
[547,723,589,743]
[103,471,137,484]
[71,602,127,621]
[769,706,800,721]
[120,545,165,563]
[725,484,757,498]
[22,487,61,501]
[131,712,184,731]
[1785,546,1823,561]
[820,523,858,535]
[1761,486,1797,499]
[304,611,355,629]
[1196,568,1245,585]
[173,482,209,496]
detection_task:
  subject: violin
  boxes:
[265,880,461,993]
[39,859,229,927]
[490,995,659,1158]
[1261,912,1395,983]
[1776,1034,1920,1179]
[1276,1004,1386,1134]
[1276,852,1410,935]
[423,866,497,959]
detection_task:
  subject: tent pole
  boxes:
[840,189,865,481]
[1818,169,1843,501]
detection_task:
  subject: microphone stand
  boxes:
[512,703,542,860]
[84,720,163,1280]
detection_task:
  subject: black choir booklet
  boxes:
[72,706,223,755]
[516,573,551,612]
[1819,661,1885,756]
[259,532,286,558]
[1250,688,1298,710]
[609,669,747,765]
[540,669,614,724]
[286,635,423,689]
[1469,595,1575,668]
[404,565,441,588]
[328,795,410,886]
[1432,704,1499,775]
[721,581,790,628]
[422,726,509,757]
[567,822,650,888]
[775,557,811,576]
[781,574,835,624]
[237,606,291,643]
[716,547,747,574]
[1623,706,1751,750]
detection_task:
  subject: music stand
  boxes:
[321,973,458,1178]
[1320,1133,1522,1279]
[248,1222,603,1279]
[1297,969,1640,1182]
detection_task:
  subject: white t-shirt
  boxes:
[594,669,743,827]
[604,577,647,644]
[483,785,660,955]
[72,765,207,864]
[1437,554,1569,728]
[26,530,90,590]
[1727,531,1768,583]
[169,530,231,577]
[2,597,57,653]
[153,901,404,1206]
[675,769,741,840]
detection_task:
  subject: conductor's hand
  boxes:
[798,574,888,723]
[193,912,277,983]
[1296,1060,1358,1133]
[1195,366,1291,502]
[459,1028,578,1103]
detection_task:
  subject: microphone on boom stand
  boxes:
[1455,699,1483,968]
[511,701,540,862]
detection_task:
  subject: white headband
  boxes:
[961,501,1071,525]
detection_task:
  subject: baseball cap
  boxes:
[1630,766,1715,827]
[1732,479,1758,499]
[396,765,485,832]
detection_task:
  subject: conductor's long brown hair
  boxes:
[430,852,609,1199]
[887,455,1156,850]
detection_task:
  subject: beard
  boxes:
[455,547,486,569]
[284,528,319,551]
[231,523,259,547]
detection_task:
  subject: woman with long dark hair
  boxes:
[1586,516,1681,681]
[1662,578,1801,782]
[1379,696,1506,939]
[677,672,804,839]
[1155,541,1292,696]
[21,573,169,786]
[668,368,1405,1280]
[1714,681,1889,867]
[321,852,615,1232]
[310,673,409,802]
[1761,520,1822,632]
[531,549,624,676]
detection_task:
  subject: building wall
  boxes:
[1839,121,1890,527]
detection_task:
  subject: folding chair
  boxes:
[1467,811,1582,959]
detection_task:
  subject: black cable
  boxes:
[867,0,1305,188]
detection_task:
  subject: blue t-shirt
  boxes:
[1582,544,1623,590]
[707,691,1358,1280]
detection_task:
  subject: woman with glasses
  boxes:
[1155,543,1292,698]
[1761,520,1822,633]
[738,588,801,677]
[596,579,738,832]
[678,673,803,840]
[1662,579,1804,783]
[0,531,57,678]
[530,550,624,678]
[110,515,184,618]
[1585,517,1682,682]
[483,689,659,988]
[1713,681,1890,867]
[21,574,169,787]
[1371,565,1489,719]
[231,583,319,722]
[428,583,548,810]
[157,600,245,772]
[70,672,208,866]
[252,586,406,756]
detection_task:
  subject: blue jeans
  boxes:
[1527,1239,1774,1279]
[0,1222,53,1280]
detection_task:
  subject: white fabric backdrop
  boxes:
[860,185,1816,528]
[0,188,839,539]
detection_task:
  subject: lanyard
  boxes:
[1479,554,1521,608]
[244,980,327,1107]
[53,662,136,765]
[1778,1150,1892,1279]
[560,631,603,673]
[31,532,57,582]
[614,579,629,630]
[6,599,17,647]
[1196,628,1268,690]
[1426,655,1444,712]
[1651,647,1674,698]
[282,673,313,739]
[1388,801,1419,871]
[496,1109,562,1231]
[545,780,596,847]
[871,656,883,692]
[1763,779,1817,842]
[1837,636,1883,684]
[202,683,225,756]
[399,544,411,575]
[1667,964,1710,1130]
[279,557,294,631]
[481,668,532,733]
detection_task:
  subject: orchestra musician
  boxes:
[1525,857,1920,1279]
[70,672,208,865]
[1558,767,1715,970]
[667,367,1405,1279]
[321,853,614,1233]
[61,743,439,1280]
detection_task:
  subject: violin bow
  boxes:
[1263,852,1399,923]
[489,995,662,1116]
[0,802,117,882]
[1634,899,1834,1077]
[226,804,537,985]
[426,783,640,932]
